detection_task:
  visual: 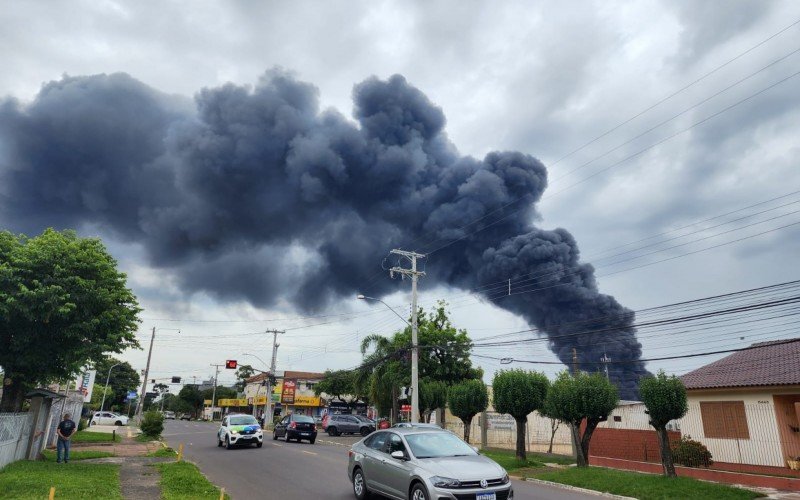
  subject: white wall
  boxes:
[682,390,783,467]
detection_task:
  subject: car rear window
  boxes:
[293,415,314,423]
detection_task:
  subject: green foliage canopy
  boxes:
[492,369,549,419]
[639,370,688,428]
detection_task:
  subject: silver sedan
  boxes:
[347,428,513,500]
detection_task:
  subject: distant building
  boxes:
[244,370,326,420]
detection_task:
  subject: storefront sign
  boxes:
[218,398,248,407]
[204,399,212,405]
[281,379,297,404]
[293,395,321,407]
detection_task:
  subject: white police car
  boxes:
[217,414,264,449]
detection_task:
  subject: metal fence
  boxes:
[0,412,34,469]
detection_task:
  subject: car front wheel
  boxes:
[352,468,370,500]
[225,436,232,450]
[327,427,338,436]
[410,483,429,500]
[272,432,278,441]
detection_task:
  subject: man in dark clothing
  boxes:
[56,413,77,463]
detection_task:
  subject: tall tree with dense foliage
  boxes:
[492,369,549,460]
[315,369,364,410]
[545,371,619,467]
[639,371,688,477]
[447,379,489,442]
[178,385,204,418]
[0,229,141,411]
[93,357,140,410]
[539,393,562,454]
[358,302,481,422]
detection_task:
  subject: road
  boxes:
[162,420,598,500]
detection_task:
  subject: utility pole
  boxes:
[262,330,283,428]
[389,249,426,424]
[210,364,223,420]
[572,347,579,376]
[601,352,611,380]
[135,327,156,421]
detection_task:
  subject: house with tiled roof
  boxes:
[679,338,800,469]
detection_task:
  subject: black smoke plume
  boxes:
[0,70,648,397]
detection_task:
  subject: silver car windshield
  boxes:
[405,432,477,459]
[229,416,259,426]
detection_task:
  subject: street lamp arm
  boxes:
[357,294,411,326]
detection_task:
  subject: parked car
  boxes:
[217,414,263,449]
[325,414,375,437]
[392,423,441,429]
[273,414,317,443]
[178,413,192,421]
[163,411,176,420]
[348,428,512,500]
[90,412,129,426]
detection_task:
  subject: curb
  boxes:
[523,478,637,500]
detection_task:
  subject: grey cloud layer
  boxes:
[0,71,648,396]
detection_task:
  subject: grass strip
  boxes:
[0,461,122,500]
[156,461,230,500]
[71,430,121,443]
[148,446,177,458]
[530,466,764,499]
[41,450,115,461]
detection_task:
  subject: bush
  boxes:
[78,417,88,432]
[141,411,165,438]
[672,435,713,468]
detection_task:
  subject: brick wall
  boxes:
[588,427,681,462]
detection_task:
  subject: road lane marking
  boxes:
[273,443,283,447]
[302,450,318,455]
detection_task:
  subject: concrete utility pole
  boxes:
[571,347,579,376]
[389,249,426,424]
[210,364,223,419]
[262,330,283,428]
[135,327,179,421]
[601,352,611,380]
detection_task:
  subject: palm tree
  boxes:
[359,334,408,423]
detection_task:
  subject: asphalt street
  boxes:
[162,421,598,500]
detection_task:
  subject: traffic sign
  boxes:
[225,360,237,369]
[126,391,137,400]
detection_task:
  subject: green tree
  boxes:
[92,357,140,409]
[447,379,488,443]
[539,394,562,454]
[492,369,549,460]
[358,334,407,421]
[315,370,362,409]
[0,229,141,411]
[234,364,255,392]
[545,371,619,467]
[89,384,113,411]
[639,371,688,477]
[178,385,204,418]
[419,379,448,423]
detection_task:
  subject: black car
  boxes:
[273,414,317,443]
[324,414,375,437]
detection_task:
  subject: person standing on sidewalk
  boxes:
[56,413,77,463]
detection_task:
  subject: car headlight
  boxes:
[431,476,461,488]
[501,473,510,484]
[231,430,239,434]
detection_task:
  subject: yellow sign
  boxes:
[204,399,212,405]
[293,395,321,407]
[218,398,248,407]
[254,395,267,405]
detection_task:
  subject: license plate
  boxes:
[301,432,310,436]
[476,493,496,500]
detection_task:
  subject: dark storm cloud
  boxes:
[0,70,648,396]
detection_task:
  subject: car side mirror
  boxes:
[390,450,406,460]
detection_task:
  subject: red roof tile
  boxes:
[680,338,800,390]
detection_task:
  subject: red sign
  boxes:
[401,404,411,412]
[281,379,297,404]
[225,360,237,369]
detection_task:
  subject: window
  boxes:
[613,416,622,422]
[385,433,406,455]
[364,432,388,451]
[700,401,749,439]
[305,382,315,390]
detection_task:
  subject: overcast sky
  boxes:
[2,0,799,391]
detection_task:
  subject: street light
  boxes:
[358,293,419,423]
[134,327,180,421]
[99,363,121,412]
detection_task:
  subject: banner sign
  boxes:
[281,379,297,404]
[293,395,321,407]
[75,369,96,403]
[486,414,515,430]
[218,398,248,407]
